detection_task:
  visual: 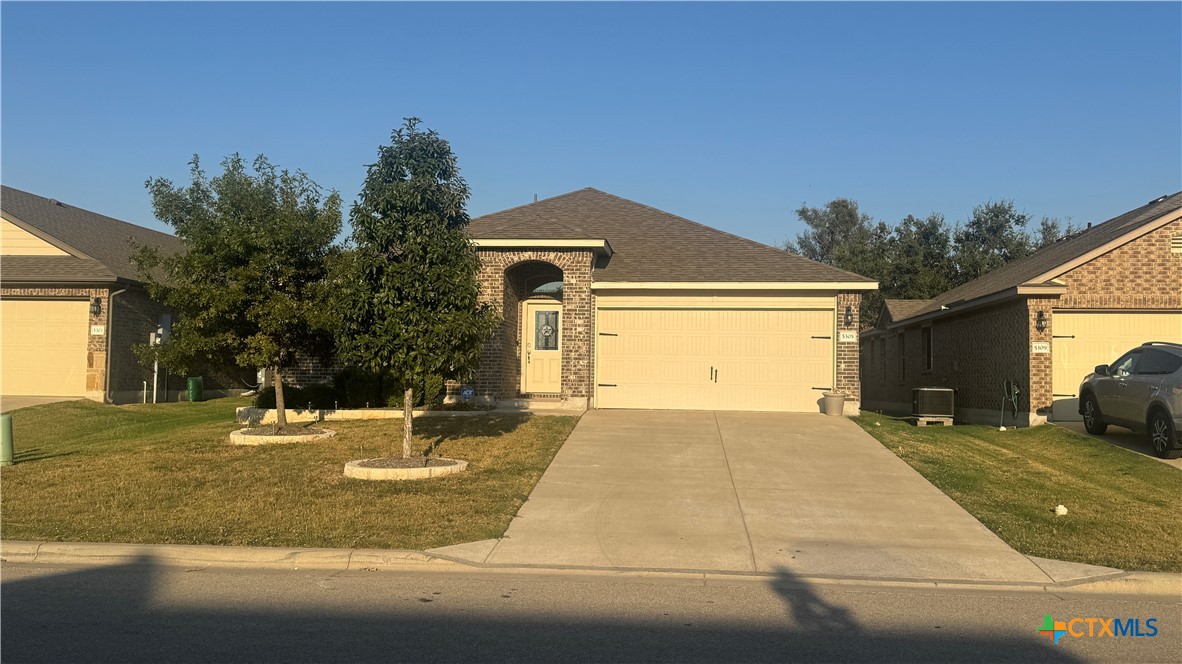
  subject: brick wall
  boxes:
[861,298,1036,420]
[1055,218,1182,310]
[108,287,173,397]
[1026,297,1056,419]
[284,353,341,387]
[474,249,595,405]
[835,291,862,410]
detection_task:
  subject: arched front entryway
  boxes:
[471,248,595,408]
[506,261,564,397]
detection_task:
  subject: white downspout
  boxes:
[104,288,128,403]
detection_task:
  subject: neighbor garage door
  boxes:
[595,307,834,412]
[1,299,90,396]
[1051,311,1182,421]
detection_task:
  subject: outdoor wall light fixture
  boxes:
[843,305,854,328]
[1035,310,1047,333]
[90,297,102,317]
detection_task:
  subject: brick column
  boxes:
[1026,296,1058,425]
[836,291,862,414]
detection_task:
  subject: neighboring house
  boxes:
[1,186,185,403]
[861,192,1182,426]
[466,188,877,413]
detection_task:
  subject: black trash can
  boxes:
[187,376,204,402]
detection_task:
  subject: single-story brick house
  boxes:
[1,185,195,403]
[465,188,877,413]
[860,191,1182,426]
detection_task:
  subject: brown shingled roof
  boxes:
[1,185,182,284]
[893,191,1182,324]
[884,299,934,321]
[468,188,874,283]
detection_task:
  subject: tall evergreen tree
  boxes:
[335,119,499,459]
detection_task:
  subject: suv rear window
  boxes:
[1136,349,1182,375]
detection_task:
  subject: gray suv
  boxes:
[1078,342,1182,458]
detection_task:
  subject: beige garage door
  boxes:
[1,299,90,396]
[1052,311,1182,421]
[595,308,834,412]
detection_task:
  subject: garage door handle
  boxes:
[597,383,617,387]
[811,386,832,391]
[811,335,831,339]
[1053,393,1076,398]
[1052,335,1075,339]
[598,332,618,337]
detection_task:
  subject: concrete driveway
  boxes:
[0,396,78,413]
[469,410,1058,583]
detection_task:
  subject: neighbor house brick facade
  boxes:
[862,192,1182,426]
[1,186,246,403]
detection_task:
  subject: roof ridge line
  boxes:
[470,188,595,222]
[587,188,874,282]
[1,185,178,243]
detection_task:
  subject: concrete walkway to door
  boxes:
[474,410,1059,583]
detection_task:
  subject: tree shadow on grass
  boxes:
[414,414,531,457]
[1,557,1084,663]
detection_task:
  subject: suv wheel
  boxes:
[1082,394,1107,435]
[1147,410,1182,459]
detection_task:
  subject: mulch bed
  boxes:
[356,457,461,469]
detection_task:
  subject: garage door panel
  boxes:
[596,307,834,412]
[1052,311,1182,422]
[2,299,90,396]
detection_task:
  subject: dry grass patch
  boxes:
[855,414,1182,572]
[1,399,577,550]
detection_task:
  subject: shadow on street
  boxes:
[1,557,1081,663]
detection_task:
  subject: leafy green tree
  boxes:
[785,198,890,322]
[882,213,954,300]
[134,154,342,428]
[1034,216,1079,249]
[335,118,499,459]
[951,200,1032,283]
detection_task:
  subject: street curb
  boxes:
[0,541,458,572]
[3,540,1179,598]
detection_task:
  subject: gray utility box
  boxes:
[913,387,955,417]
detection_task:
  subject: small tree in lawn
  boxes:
[336,118,498,460]
[134,154,342,429]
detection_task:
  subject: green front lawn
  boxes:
[1,399,577,550]
[855,415,1182,572]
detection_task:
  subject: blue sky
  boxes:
[2,1,1180,246]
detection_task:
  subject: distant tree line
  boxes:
[784,198,1078,325]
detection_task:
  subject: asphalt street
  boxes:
[2,560,1178,663]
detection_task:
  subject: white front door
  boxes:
[522,301,562,394]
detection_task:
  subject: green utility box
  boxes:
[187,376,204,403]
[1,413,13,466]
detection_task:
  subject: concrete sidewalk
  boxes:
[444,410,1074,584]
[0,396,78,413]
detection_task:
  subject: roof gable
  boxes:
[468,188,875,284]
[1,185,182,283]
[895,191,1182,323]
